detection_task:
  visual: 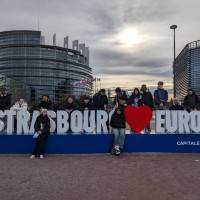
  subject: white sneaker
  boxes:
[39,155,44,159]
[30,155,35,159]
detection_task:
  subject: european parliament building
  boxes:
[0,30,92,103]
[174,40,200,100]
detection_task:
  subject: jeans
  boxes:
[112,128,126,149]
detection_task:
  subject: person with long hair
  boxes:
[128,88,142,107]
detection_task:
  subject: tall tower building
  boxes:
[174,40,200,100]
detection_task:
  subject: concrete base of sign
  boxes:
[0,134,200,154]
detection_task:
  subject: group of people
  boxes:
[0,81,200,158]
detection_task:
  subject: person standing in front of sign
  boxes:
[30,109,50,159]
[154,81,168,110]
[110,107,126,156]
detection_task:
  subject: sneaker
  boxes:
[30,155,35,159]
[39,155,44,159]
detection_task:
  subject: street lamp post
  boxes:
[170,25,178,98]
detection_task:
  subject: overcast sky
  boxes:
[0,0,200,91]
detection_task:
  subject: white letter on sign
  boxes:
[190,111,200,133]
[178,111,190,133]
[17,110,30,134]
[71,111,83,133]
[57,111,69,134]
[83,110,95,133]
[165,111,178,133]
[155,110,165,133]
[0,110,5,132]
[96,110,108,133]
[48,111,56,133]
[4,110,16,134]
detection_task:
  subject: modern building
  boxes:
[174,40,200,100]
[0,30,92,103]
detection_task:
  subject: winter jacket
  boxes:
[110,108,126,129]
[128,94,142,107]
[141,91,154,108]
[154,88,168,106]
[60,102,77,111]
[113,93,128,105]
[38,100,52,110]
[93,93,108,110]
[79,101,93,111]
[11,102,28,111]
[169,104,184,110]
[0,93,12,111]
[34,114,50,135]
[183,94,199,111]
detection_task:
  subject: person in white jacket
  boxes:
[11,98,28,111]
[11,98,28,133]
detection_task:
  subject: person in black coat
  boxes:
[79,95,93,111]
[183,89,199,112]
[140,85,154,109]
[169,98,184,110]
[110,107,126,155]
[30,109,50,159]
[140,85,154,133]
[93,89,108,110]
[38,95,52,110]
[0,87,12,111]
[60,96,77,133]
[128,88,142,107]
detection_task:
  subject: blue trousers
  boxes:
[112,128,126,149]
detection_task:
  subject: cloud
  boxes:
[0,0,200,88]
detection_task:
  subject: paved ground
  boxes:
[0,153,200,200]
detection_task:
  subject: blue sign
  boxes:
[0,134,200,154]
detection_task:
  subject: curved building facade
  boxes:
[0,30,92,103]
[174,40,200,100]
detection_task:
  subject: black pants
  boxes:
[33,134,48,156]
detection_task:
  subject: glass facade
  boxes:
[0,30,92,103]
[174,40,200,100]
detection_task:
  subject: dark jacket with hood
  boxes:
[79,100,93,111]
[128,93,142,107]
[141,90,154,109]
[110,108,126,129]
[93,92,108,110]
[38,100,52,110]
[0,93,12,111]
[183,91,199,111]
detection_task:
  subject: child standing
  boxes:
[110,107,126,156]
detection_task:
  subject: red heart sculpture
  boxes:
[124,105,153,133]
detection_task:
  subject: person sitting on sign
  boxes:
[93,89,108,110]
[59,96,77,133]
[30,109,50,159]
[169,98,184,110]
[38,95,52,110]
[128,88,142,107]
[79,95,93,111]
[11,97,28,132]
[110,106,126,156]
[11,97,28,111]
[183,89,199,112]
[154,81,168,110]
